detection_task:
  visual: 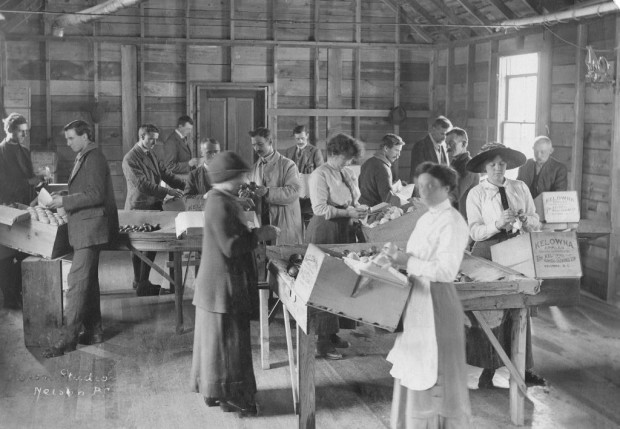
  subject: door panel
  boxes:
[196,87,266,168]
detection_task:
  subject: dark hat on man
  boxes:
[466,142,526,173]
[207,151,250,184]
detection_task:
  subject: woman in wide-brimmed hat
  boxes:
[464,142,543,389]
[189,151,278,415]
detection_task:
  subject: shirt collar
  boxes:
[260,150,277,164]
[428,198,452,214]
[481,177,508,189]
[175,129,185,139]
[373,151,391,166]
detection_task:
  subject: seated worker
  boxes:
[183,139,221,211]
[516,136,568,200]
[358,133,405,207]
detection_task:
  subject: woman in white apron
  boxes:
[382,162,471,428]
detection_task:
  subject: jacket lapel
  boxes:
[69,144,97,184]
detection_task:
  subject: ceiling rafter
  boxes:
[425,0,479,38]
[453,0,494,34]
[399,0,452,41]
[520,0,545,15]
[487,0,518,20]
[381,0,434,44]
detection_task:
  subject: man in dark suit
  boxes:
[44,120,119,357]
[280,125,324,225]
[409,116,452,183]
[153,115,199,177]
[183,138,220,211]
[517,136,568,200]
[359,133,405,207]
[122,124,185,296]
[446,127,479,219]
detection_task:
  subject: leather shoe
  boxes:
[330,334,350,349]
[42,341,77,359]
[525,370,546,386]
[136,281,161,297]
[222,399,258,416]
[159,287,173,296]
[317,348,343,360]
[78,331,104,346]
[204,397,220,407]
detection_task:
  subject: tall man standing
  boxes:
[280,125,324,225]
[517,136,568,200]
[0,113,43,309]
[154,115,199,176]
[44,120,119,357]
[123,124,185,296]
[183,138,220,211]
[246,127,302,245]
[446,127,479,219]
[358,134,405,207]
[409,116,452,183]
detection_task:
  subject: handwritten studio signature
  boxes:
[9,368,114,400]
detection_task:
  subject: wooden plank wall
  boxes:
[4,0,433,207]
[435,18,616,300]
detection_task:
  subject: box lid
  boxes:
[0,205,31,226]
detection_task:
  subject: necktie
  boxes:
[70,154,82,180]
[497,186,510,210]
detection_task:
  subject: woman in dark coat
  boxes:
[189,151,278,415]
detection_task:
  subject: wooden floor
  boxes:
[1,254,620,428]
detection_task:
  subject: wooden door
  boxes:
[197,88,266,167]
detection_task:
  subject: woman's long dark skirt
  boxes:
[465,237,533,370]
[305,215,358,337]
[190,307,257,401]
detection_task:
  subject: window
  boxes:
[497,53,539,177]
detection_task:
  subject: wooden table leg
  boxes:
[259,287,270,369]
[298,320,315,429]
[173,251,184,334]
[510,308,528,425]
[283,306,298,414]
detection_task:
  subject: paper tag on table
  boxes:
[38,187,53,207]
[393,181,415,205]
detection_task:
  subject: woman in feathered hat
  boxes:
[189,151,278,415]
[464,142,544,388]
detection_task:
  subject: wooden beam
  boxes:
[429,49,437,113]
[229,0,234,82]
[402,0,451,41]
[445,46,454,116]
[536,30,552,136]
[327,49,342,134]
[426,0,476,38]
[571,25,586,201]
[520,0,544,15]
[121,45,138,155]
[453,0,494,34]
[487,0,517,20]
[393,6,401,136]
[93,22,99,143]
[606,15,620,302]
[185,0,191,140]
[272,1,278,145]
[354,0,361,138]
[7,33,433,51]
[267,108,430,118]
[434,26,542,49]
[466,43,475,114]
[43,9,51,148]
[486,40,499,143]
[139,3,144,124]
[381,0,434,44]
[313,0,320,143]
[509,308,528,425]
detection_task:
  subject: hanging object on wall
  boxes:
[585,45,615,89]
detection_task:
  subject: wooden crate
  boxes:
[293,243,412,332]
[0,206,70,259]
[490,231,582,279]
[362,201,427,243]
[21,256,71,347]
[534,191,580,223]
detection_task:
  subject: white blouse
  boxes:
[466,178,540,242]
[308,163,360,220]
[386,198,469,390]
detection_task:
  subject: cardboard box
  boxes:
[362,199,427,243]
[490,231,582,279]
[293,244,412,332]
[0,206,70,259]
[534,191,580,223]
